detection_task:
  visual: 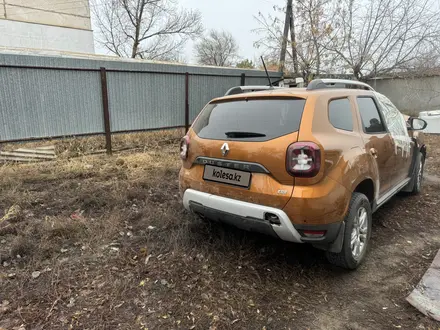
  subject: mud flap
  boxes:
[312,221,345,253]
[406,250,440,321]
[401,141,421,192]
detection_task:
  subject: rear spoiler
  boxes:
[224,86,283,96]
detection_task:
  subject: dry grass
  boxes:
[0,133,439,329]
[425,134,440,174]
[1,128,185,158]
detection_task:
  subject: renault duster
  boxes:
[179,79,427,269]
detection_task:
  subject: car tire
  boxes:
[326,192,372,270]
[411,153,424,195]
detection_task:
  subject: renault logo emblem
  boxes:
[221,143,229,157]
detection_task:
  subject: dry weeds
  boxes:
[1,129,184,159]
[0,133,439,330]
[425,134,440,174]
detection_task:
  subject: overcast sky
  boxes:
[93,0,279,64]
[178,0,277,63]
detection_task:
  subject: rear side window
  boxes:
[192,98,306,141]
[356,97,386,133]
[328,98,353,131]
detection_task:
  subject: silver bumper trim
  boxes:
[183,189,303,243]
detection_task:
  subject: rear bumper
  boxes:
[183,189,303,243]
[183,189,343,244]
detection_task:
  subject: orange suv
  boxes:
[179,79,427,269]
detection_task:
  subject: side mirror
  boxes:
[408,117,427,131]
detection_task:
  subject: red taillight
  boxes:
[286,142,321,177]
[180,135,190,160]
[302,230,326,238]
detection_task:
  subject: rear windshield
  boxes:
[192,98,306,141]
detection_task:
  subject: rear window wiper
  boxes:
[224,131,266,138]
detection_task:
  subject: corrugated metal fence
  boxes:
[0,52,281,150]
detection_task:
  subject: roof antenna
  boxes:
[260,56,274,88]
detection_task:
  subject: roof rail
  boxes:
[307,79,375,91]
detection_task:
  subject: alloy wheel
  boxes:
[351,207,368,260]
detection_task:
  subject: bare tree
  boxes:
[255,0,440,81]
[296,0,336,77]
[92,0,203,60]
[194,30,239,66]
[328,0,440,79]
[253,11,284,67]
[254,0,335,80]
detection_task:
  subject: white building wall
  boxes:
[0,19,94,53]
[372,77,440,113]
[0,0,94,53]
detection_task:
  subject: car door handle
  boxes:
[370,148,378,158]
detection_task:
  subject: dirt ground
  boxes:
[0,132,439,330]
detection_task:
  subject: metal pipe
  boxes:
[100,67,112,155]
[185,72,190,133]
